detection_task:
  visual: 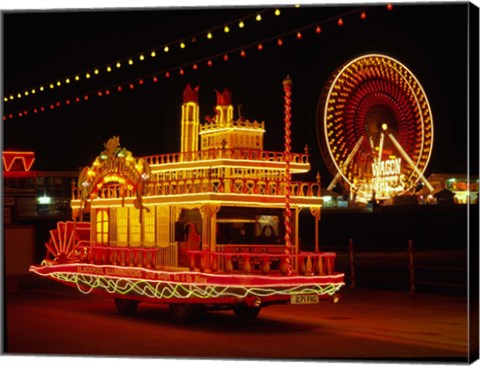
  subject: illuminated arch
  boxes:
[77,137,151,210]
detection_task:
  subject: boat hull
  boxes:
[30,263,344,305]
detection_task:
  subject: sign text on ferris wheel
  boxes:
[371,157,405,196]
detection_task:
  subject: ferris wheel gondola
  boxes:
[317,54,434,202]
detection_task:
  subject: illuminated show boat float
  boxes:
[30,79,345,320]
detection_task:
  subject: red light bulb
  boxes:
[277,38,283,46]
[360,11,367,20]
[296,32,302,39]
[315,26,322,34]
[223,54,229,61]
[338,18,344,26]
[258,43,263,51]
[387,3,393,11]
[240,50,246,57]
[207,60,213,67]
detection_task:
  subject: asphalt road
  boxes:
[3,279,472,363]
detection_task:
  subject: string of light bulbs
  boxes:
[3,7,287,105]
[3,5,395,122]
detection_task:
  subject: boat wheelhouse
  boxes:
[30,82,344,320]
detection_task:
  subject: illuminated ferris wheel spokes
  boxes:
[327,135,365,191]
[317,54,434,201]
[385,129,433,191]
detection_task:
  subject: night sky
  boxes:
[2,2,477,186]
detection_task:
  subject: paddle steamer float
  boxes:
[30,78,344,320]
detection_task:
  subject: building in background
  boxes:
[426,173,479,204]
[3,151,78,224]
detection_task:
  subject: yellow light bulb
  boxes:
[4,97,8,102]
[224,26,230,33]
[239,21,245,28]
[275,9,281,16]
[207,32,213,39]
[66,78,70,83]
[139,54,145,60]
[31,89,36,94]
[107,66,112,72]
[295,4,301,8]
[164,46,169,52]
[256,14,262,21]
[128,59,134,65]
[57,81,61,86]
[24,91,29,96]
[49,84,54,89]
[94,69,99,74]
[17,93,22,98]
[86,73,91,78]
[10,95,14,99]
[75,75,80,81]
[180,42,186,49]
[40,86,45,91]
[116,62,121,68]
[151,51,156,57]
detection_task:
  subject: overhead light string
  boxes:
[4,5,382,122]
[3,7,282,106]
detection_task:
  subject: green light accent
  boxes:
[49,272,343,300]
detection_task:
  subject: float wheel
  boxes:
[233,303,261,320]
[114,298,138,315]
[169,303,197,321]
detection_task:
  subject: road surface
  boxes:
[3,279,471,362]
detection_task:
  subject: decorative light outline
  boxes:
[2,151,36,172]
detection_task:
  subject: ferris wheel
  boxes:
[317,54,434,202]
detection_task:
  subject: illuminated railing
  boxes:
[199,119,265,133]
[68,241,336,277]
[143,148,310,165]
[72,179,322,200]
[187,248,337,276]
[79,243,177,269]
[148,179,321,197]
[81,245,158,268]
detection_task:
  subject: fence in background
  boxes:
[322,239,467,295]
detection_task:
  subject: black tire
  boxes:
[169,303,196,322]
[114,298,138,316]
[233,304,261,320]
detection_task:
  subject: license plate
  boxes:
[291,294,319,305]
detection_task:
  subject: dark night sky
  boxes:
[2,1,477,186]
